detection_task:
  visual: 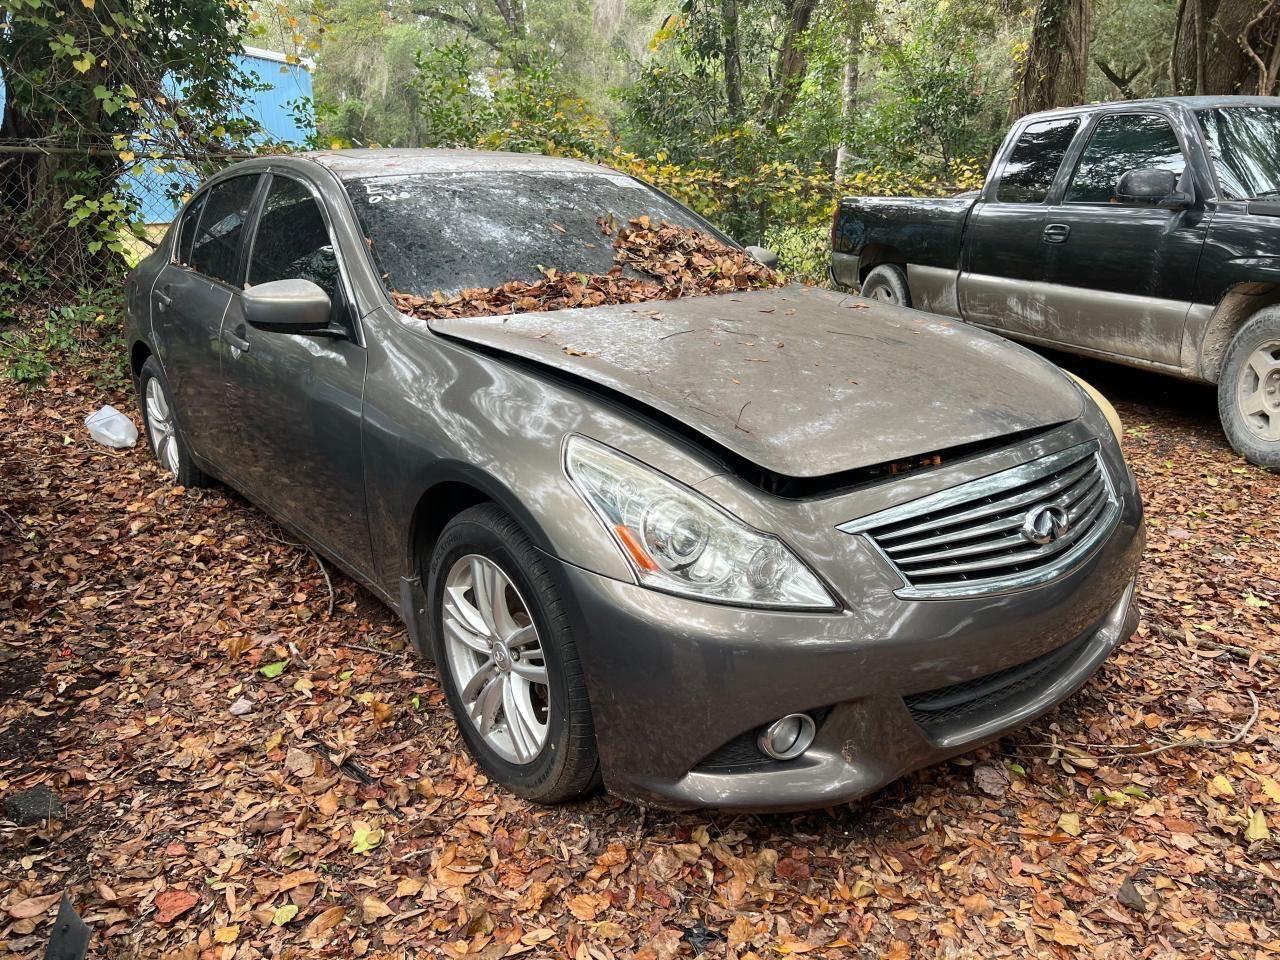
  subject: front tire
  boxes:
[860,264,911,307]
[427,504,600,803]
[1217,307,1280,470]
[137,357,211,487]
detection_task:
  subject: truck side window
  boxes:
[1067,114,1186,204]
[996,118,1080,204]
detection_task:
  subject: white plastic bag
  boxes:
[84,404,138,449]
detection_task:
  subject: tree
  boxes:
[1171,0,1280,94]
[1009,0,1092,119]
[0,0,262,286]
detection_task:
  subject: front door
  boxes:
[220,172,373,577]
[960,115,1083,338]
[151,174,261,464]
[1039,111,1209,366]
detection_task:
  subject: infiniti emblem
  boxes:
[1021,505,1069,545]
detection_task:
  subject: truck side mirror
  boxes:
[1115,168,1189,209]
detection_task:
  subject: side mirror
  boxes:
[1115,168,1190,209]
[745,244,780,269]
[243,278,332,333]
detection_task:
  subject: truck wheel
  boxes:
[861,264,911,307]
[1217,307,1280,470]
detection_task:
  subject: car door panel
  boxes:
[219,172,374,578]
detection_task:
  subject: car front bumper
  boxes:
[550,496,1143,812]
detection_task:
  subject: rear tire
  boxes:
[1217,307,1280,470]
[860,264,911,307]
[137,357,211,487]
[427,504,601,803]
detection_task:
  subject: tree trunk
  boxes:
[834,2,866,181]
[1009,0,1092,121]
[1172,0,1280,95]
[721,0,744,121]
[768,0,821,122]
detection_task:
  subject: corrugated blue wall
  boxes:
[0,49,315,223]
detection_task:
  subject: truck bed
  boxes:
[830,195,975,290]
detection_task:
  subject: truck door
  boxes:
[1038,111,1208,367]
[960,116,1082,338]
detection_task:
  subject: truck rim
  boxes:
[1237,339,1280,442]
[441,554,550,765]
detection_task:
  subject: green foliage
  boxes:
[0,291,127,388]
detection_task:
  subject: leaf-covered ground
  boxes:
[1,355,1278,960]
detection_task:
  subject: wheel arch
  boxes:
[1195,281,1280,382]
[130,339,153,382]
[405,462,558,581]
[856,243,908,284]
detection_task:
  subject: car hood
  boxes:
[426,286,1082,479]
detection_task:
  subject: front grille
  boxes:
[840,441,1118,598]
[904,629,1093,737]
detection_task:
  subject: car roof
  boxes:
[299,148,614,180]
[1019,95,1280,124]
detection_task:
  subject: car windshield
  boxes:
[344,169,715,298]
[1196,106,1280,199]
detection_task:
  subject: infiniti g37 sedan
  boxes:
[123,150,1144,811]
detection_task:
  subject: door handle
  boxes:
[1042,223,1071,244]
[155,287,172,311]
[221,325,250,353]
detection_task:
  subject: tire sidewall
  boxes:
[137,357,199,484]
[861,264,911,307]
[1217,308,1280,470]
[426,511,576,797]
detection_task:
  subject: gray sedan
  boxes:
[123,149,1144,811]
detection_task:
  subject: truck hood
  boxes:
[427,286,1082,480]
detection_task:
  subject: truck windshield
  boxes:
[1196,106,1280,199]
[344,170,715,297]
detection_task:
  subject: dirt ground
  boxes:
[1,352,1277,959]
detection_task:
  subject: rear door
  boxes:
[151,174,261,465]
[1038,110,1208,366]
[960,115,1081,336]
[219,171,373,576]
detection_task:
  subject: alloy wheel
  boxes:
[868,284,896,303]
[144,377,181,476]
[441,554,550,764]
[1236,339,1280,442]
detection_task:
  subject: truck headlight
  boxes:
[564,436,836,609]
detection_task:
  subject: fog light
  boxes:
[758,713,816,760]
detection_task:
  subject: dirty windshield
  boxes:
[345,170,714,298]
[1196,106,1280,200]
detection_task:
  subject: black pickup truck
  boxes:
[832,95,1280,468]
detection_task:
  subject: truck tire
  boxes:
[860,264,911,307]
[1217,307,1280,470]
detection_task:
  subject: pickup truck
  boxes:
[832,95,1280,469]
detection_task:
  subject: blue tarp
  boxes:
[1,48,315,223]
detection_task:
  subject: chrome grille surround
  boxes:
[840,441,1119,599]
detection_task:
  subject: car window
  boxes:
[188,174,260,287]
[996,117,1080,204]
[175,192,207,267]
[344,170,712,298]
[1067,114,1186,204]
[247,176,341,302]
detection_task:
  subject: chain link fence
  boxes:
[0,139,261,315]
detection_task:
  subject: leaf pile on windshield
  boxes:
[391,217,782,321]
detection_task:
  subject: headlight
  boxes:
[564,436,836,609]
[1065,371,1123,444]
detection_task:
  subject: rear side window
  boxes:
[247,176,340,301]
[1067,114,1185,203]
[175,192,207,267]
[996,117,1080,203]
[189,175,260,286]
